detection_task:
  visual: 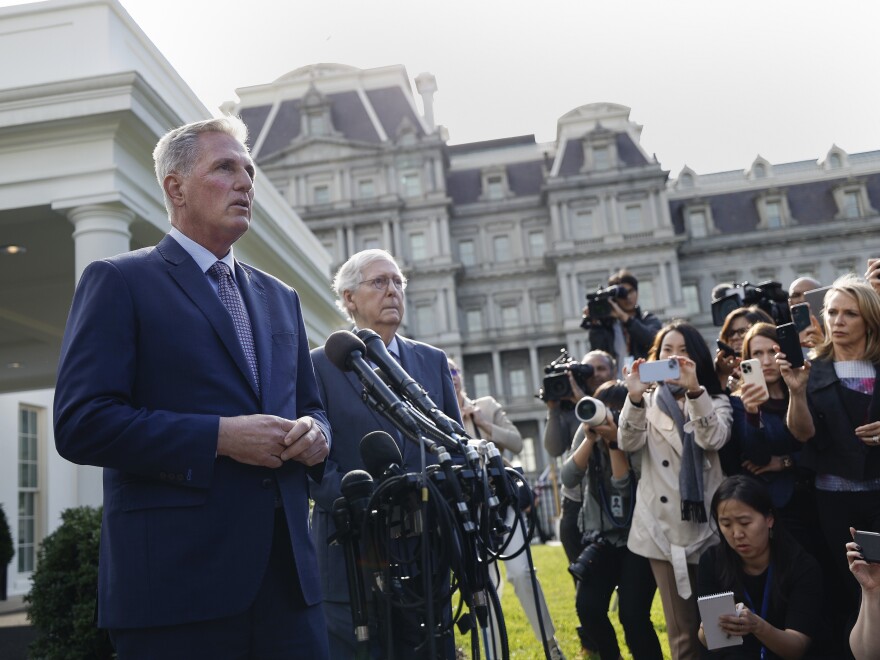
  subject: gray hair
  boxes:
[332,249,402,320]
[152,115,250,215]
[583,349,617,374]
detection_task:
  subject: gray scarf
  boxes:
[654,384,707,523]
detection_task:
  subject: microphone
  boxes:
[356,329,466,437]
[340,469,375,528]
[360,431,404,480]
[325,331,422,439]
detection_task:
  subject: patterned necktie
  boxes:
[208,261,260,395]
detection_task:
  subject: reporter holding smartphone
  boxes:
[715,306,774,393]
[618,321,732,660]
[729,323,824,563]
[561,382,662,660]
[779,274,880,652]
[847,526,880,660]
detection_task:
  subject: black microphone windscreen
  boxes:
[360,431,402,479]
[340,469,374,500]
[325,330,367,372]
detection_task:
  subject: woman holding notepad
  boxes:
[697,475,824,659]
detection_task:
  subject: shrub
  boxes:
[0,503,13,568]
[25,506,113,659]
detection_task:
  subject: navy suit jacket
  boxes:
[308,334,461,603]
[54,235,330,629]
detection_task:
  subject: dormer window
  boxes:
[480,167,509,201]
[824,146,848,170]
[300,84,336,138]
[581,124,619,173]
[748,157,772,180]
[592,146,611,171]
[756,191,793,229]
[685,203,714,238]
[833,182,876,220]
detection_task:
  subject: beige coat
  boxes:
[462,396,523,455]
[617,388,731,599]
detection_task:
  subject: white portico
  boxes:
[0,0,344,597]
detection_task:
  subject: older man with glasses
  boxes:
[308,249,462,658]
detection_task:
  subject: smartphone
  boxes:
[716,339,737,357]
[790,302,812,333]
[803,286,831,326]
[776,323,804,369]
[854,530,880,563]
[740,359,768,398]
[638,357,681,383]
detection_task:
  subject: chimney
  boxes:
[414,72,438,132]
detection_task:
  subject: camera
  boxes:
[539,349,594,401]
[568,531,609,582]
[583,285,630,322]
[574,396,607,426]
[711,280,791,326]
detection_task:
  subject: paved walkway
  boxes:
[0,596,35,660]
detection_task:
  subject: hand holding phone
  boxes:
[790,302,812,333]
[716,339,737,357]
[740,358,769,403]
[638,357,681,383]
[854,530,880,564]
[775,323,804,369]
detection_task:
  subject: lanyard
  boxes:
[743,562,774,660]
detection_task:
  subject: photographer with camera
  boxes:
[561,381,663,660]
[541,349,615,656]
[582,270,661,378]
[542,350,616,560]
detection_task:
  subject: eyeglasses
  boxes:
[358,275,407,292]
[728,327,749,338]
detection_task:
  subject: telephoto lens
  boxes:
[574,396,607,426]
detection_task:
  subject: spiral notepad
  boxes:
[698,591,743,649]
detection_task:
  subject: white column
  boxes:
[67,204,135,507]
[68,204,135,283]
[528,345,540,390]
[438,215,450,256]
[492,351,504,397]
[336,226,345,261]
[550,203,562,241]
[382,220,392,249]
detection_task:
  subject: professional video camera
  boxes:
[538,348,593,401]
[582,285,630,324]
[711,280,791,326]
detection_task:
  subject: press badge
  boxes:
[611,494,623,518]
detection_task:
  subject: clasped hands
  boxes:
[218,414,329,468]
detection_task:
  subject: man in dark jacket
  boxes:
[583,270,661,377]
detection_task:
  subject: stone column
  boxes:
[67,203,135,507]
[68,204,135,283]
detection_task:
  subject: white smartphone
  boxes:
[740,358,768,398]
[638,357,681,383]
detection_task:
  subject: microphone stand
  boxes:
[330,498,371,660]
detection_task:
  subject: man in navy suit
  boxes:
[309,249,461,657]
[54,116,331,659]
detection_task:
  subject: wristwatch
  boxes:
[780,455,793,470]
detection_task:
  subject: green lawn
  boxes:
[474,543,672,659]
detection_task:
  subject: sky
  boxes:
[5,0,880,176]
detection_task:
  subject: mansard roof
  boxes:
[239,84,424,159]
[556,132,649,176]
[668,173,880,234]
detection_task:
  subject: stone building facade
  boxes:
[230,63,880,476]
